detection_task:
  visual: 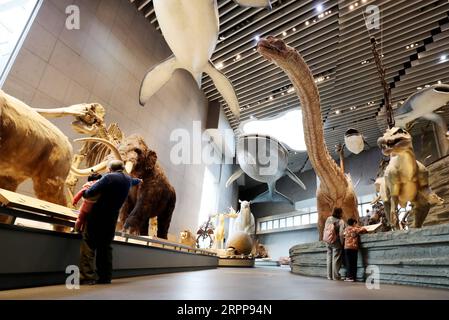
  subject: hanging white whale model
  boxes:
[395,84,449,127]
[226,134,306,205]
[395,83,449,155]
[139,0,272,119]
[344,128,368,155]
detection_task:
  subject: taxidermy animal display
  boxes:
[211,208,238,250]
[139,0,272,118]
[76,135,176,239]
[179,230,197,248]
[344,128,368,155]
[257,37,360,240]
[196,217,215,249]
[377,127,444,229]
[32,102,112,205]
[0,90,74,226]
[394,84,449,155]
[226,200,256,256]
[226,134,306,205]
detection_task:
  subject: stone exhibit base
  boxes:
[0,224,218,290]
[290,224,449,289]
[218,257,255,267]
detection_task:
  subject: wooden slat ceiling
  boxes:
[130,0,449,172]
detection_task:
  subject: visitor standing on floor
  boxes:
[323,207,345,281]
[72,172,102,232]
[79,160,142,285]
[343,218,368,282]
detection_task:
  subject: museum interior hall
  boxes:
[1,0,449,300]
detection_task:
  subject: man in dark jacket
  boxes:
[79,160,141,284]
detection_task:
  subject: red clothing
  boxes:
[73,181,97,232]
[344,226,367,250]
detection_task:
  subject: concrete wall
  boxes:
[1,0,237,236]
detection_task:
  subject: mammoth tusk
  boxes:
[70,161,109,177]
[74,137,123,161]
[125,161,134,174]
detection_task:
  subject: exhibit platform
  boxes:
[255,259,280,267]
[290,224,449,289]
[0,189,218,290]
[218,257,255,267]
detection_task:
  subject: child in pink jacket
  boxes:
[72,173,102,232]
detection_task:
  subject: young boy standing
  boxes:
[343,218,368,282]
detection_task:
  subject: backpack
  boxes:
[323,222,337,244]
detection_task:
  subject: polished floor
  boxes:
[1,267,448,300]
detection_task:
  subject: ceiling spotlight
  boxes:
[316,4,324,12]
[410,44,414,48]
[313,19,317,23]
[425,84,430,88]
[269,96,274,100]
[349,5,354,10]
[292,27,296,32]
[305,21,310,26]
[254,35,260,41]
[355,2,359,7]
[406,45,409,49]
[438,80,442,84]
[282,31,287,36]
[335,110,341,115]
[440,54,448,62]
[417,87,422,90]
[219,36,226,41]
[287,87,295,93]
[236,54,241,60]
[216,62,224,69]
[362,0,367,3]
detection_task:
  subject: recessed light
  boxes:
[292,27,296,32]
[417,87,422,90]
[282,31,287,36]
[349,5,354,10]
[335,110,341,115]
[438,80,442,84]
[316,4,323,12]
[236,54,241,60]
[440,55,448,62]
[305,21,310,26]
[254,35,260,41]
[269,96,274,100]
[216,62,224,69]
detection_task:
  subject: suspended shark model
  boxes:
[226,134,306,205]
[139,0,272,119]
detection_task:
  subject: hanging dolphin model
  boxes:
[344,128,368,155]
[226,134,306,205]
[139,0,272,119]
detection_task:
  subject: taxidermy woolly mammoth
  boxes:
[0,90,73,223]
[0,90,111,229]
[76,135,176,239]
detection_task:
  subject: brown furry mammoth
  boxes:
[0,90,72,225]
[78,135,176,239]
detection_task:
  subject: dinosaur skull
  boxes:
[71,103,105,135]
[377,127,413,156]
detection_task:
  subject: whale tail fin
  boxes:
[204,61,240,119]
[251,183,294,205]
[139,55,180,106]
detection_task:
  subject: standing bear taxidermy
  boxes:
[77,135,176,239]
